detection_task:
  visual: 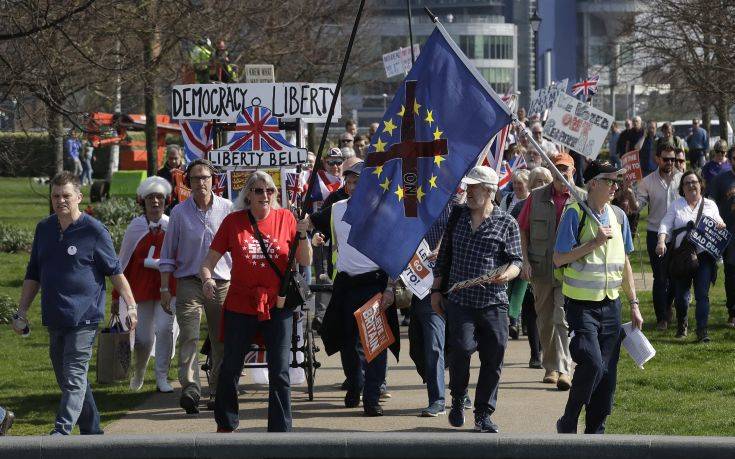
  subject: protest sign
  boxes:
[209,147,307,169]
[383,44,420,78]
[688,215,732,259]
[171,83,340,121]
[399,239,435,299]
[621,150,643,182]
[529,79,568,118]
[353,293,395,363]
[243,64,275,83]
[542,92,614,159]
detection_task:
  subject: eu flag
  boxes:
[343,25,512,278]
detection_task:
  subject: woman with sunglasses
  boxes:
[200,171,312,432]
[656,170,725,342]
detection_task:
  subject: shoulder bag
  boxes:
[667,199,704,280]
[247,210,311,309]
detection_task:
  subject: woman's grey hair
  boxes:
[528,167,553,189]
[232,170,281,211]
[512,168,530,185]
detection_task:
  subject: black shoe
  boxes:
[345,392,360,408]
[206,398,216,411]
[401,316,410,326]
[474,410,499,433]
[509,323,519,340]
[311,316,322,333]
[675,321,688,338]
[364,404,383,417]
[448,398,465,427]
[696,329,710,343]
[529,358,543,369]
[556,417,576,434]
[0,410,14,436]
[180,393,200,414]
[340,379,349,390]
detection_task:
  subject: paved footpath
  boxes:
[106,325,571,435]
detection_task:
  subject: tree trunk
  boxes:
[142,34,158,177]
[46,106,64,175]
[715,101,730,147]
[701,105,711,137]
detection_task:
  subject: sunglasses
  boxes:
[598,178,622,186]
[327,160,343,166]
[251,187,277,195]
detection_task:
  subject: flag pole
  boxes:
[279,0,367,301]
[407,0,416,63]
[514,118,604,227]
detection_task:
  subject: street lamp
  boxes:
[529,9,542,91]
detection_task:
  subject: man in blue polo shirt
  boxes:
[12,171,138,436]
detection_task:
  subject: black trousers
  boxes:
[558,297,622,434]
[724,263,735,319]
[522,285,541,362]
[445,299,508,415]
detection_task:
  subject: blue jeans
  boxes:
[48,325,102,435]
[559,297,622,434]
[215,308,293,432]
[412,295,446,407]
[646,231,676,322]
[81,158,93,185]
[673,253,716,331]
[445,300,508,415]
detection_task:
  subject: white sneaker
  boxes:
[130,372,144,392]
[157,377,174,393]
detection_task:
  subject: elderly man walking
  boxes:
[554,160,643,434]
[517,153,586,390]
[160,158,232,414]
[12,171,138,436]
[431,166,523,433]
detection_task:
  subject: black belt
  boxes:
[335,270,387,287]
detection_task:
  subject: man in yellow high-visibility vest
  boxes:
[553,160,644,434]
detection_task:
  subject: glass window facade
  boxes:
[479,67,513,94]
[458,35,513,59]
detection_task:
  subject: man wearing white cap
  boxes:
[431,165,523,433]
[553,160,643,434]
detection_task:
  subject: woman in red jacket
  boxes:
[201,170,311,432]
[114,176,178,393]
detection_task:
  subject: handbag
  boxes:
[97,314,131,384]
[667,199,704,280]
[248,210,311,309]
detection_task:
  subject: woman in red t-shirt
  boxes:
[113,176,178,393]
[201,170,311,433]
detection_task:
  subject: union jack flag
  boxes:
[213,172,227,197]
[179,120,213,162]
[571,75,599,98]
[227,105,289,152]
[479,93,518,172]
[285,171,306,205]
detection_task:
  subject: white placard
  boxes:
[621,322,656,369]
[383,44,420,78]
[171,83,340,121]
[208,147,307,169]
[399,239,435,300]
[529,79,568,118]
[542,92,614,159]
[244,64,275,83]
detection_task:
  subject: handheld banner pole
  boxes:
[279,0,367,301]
[514,118,604,228]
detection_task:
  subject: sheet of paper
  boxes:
[621,321,656,369]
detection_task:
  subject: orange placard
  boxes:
[621,150,643,183]
[353,293,395,363]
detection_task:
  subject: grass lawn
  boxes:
[1,176,734,436]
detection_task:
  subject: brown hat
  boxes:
[552,152,574,168]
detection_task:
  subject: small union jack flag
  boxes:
[227,105,289,152]
[179,120,213,162]
[213,172,227,197]
[571,75,599,98]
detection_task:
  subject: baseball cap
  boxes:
[583,159,626,183]
[343,160,364,177]
[461,166,499,186]
[326,147,343,159]
[553,152,575,168]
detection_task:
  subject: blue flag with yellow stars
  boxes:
[343,25,512,278]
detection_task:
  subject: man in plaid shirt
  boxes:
[431,166,523,433]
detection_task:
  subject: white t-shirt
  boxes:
[332,199,380,275]
[658,196,724,249]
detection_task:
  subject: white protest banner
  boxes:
[621,150,643,183]
[171,83,340,121]
[542,92,614,159]
[529,79,568,118]
[382,44,420,78]
[399,239,435,300]
[244,64,275,83]
[688,216,732,259]
[209,147,307,169]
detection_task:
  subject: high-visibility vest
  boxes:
[559,203,626,301]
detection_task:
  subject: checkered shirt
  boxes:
[433,205,523,309]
